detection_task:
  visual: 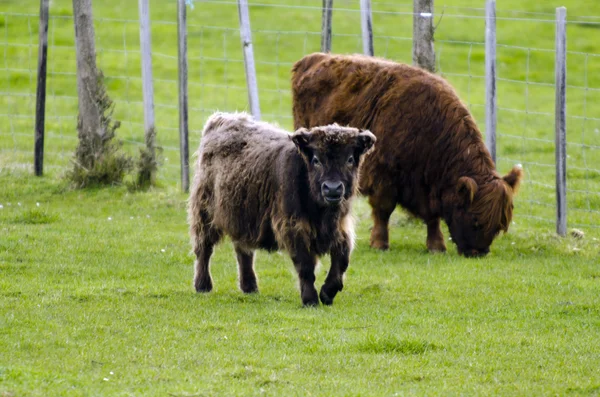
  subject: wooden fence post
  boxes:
[237,0,261,120]
[178,0,189,192]
[321,0,333,53]
[34,0,49,176]
[555,6,567,236]
[412,0,435,72]
[485,0,497,163]
[138,0,157,169]
[72,0,104,139]
[360,0,374,56]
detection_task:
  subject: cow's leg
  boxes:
[320,237,351,306]
[368,192,396,251]
[192,212,221,293]
[234,244,258,293]
[290,249,319,306]
[426,218,446,253]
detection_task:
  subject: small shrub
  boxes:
[66,70,133,188]
[135,126,162,190]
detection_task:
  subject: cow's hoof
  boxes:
[428,247,446,254]
[370,240,389,251]
[426,239,446,253]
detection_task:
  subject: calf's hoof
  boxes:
[301,286,319,307]
[240,282,258,294]
[319,282,342,306]
[319,288,335,306]
[370,239,389,251]
[194,277,213,293]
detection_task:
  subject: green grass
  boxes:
[1,170,600,396]
[1,0,600,395]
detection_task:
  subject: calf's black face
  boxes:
[292,125,376,207]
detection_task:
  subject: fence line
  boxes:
[1,4,599,232]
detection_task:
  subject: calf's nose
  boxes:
[322,181,344,199]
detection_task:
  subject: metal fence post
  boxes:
[485,0,497,163]
[555,6,567,236]
[138,0,157,169]
[412,0,435,72]
[178,0,189,192]
[321,0,333,53]
[237,0,261,120]
[360,0,374,56]
[34,0,49,176]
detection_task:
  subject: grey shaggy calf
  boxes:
[188,112,376,306]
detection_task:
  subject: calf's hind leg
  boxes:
[191,210,221,293]
[234,244,258,293]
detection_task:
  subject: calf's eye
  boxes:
[311,156,321,166]
[347,155,355,166]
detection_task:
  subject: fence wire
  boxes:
[0,1,599,231]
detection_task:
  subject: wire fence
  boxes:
[1,1,599,232]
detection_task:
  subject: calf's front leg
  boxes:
[320,238,351,306]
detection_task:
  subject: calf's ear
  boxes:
[503,164,523,193]
[356,130,376,155]
[456,176,478,207]
[291,128,311,152]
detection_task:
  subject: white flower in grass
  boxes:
[0,205,3,209]
[17,202,21,206]
[161,249,166,253]
[36,202,40,207]
[103,378,109,381]
[108,217,112,221]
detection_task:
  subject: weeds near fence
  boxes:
[66,72,133,188]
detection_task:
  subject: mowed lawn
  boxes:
[2,0,600,395]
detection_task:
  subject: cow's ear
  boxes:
[503,164,523,193]
[356,130,376,155]
[291,128,311,152]
[456,176,478,207]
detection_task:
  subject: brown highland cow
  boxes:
[188,112,376,306]
[292,53,522,257]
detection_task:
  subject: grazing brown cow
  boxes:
[292,53,522,257]
[188,112,376,306]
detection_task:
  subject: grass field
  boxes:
[1,0,600,395]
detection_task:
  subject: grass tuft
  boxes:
[12,209,59,224]
[355,336,437,355]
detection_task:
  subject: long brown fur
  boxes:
[292,53,523,256]
[188,112,375,305]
